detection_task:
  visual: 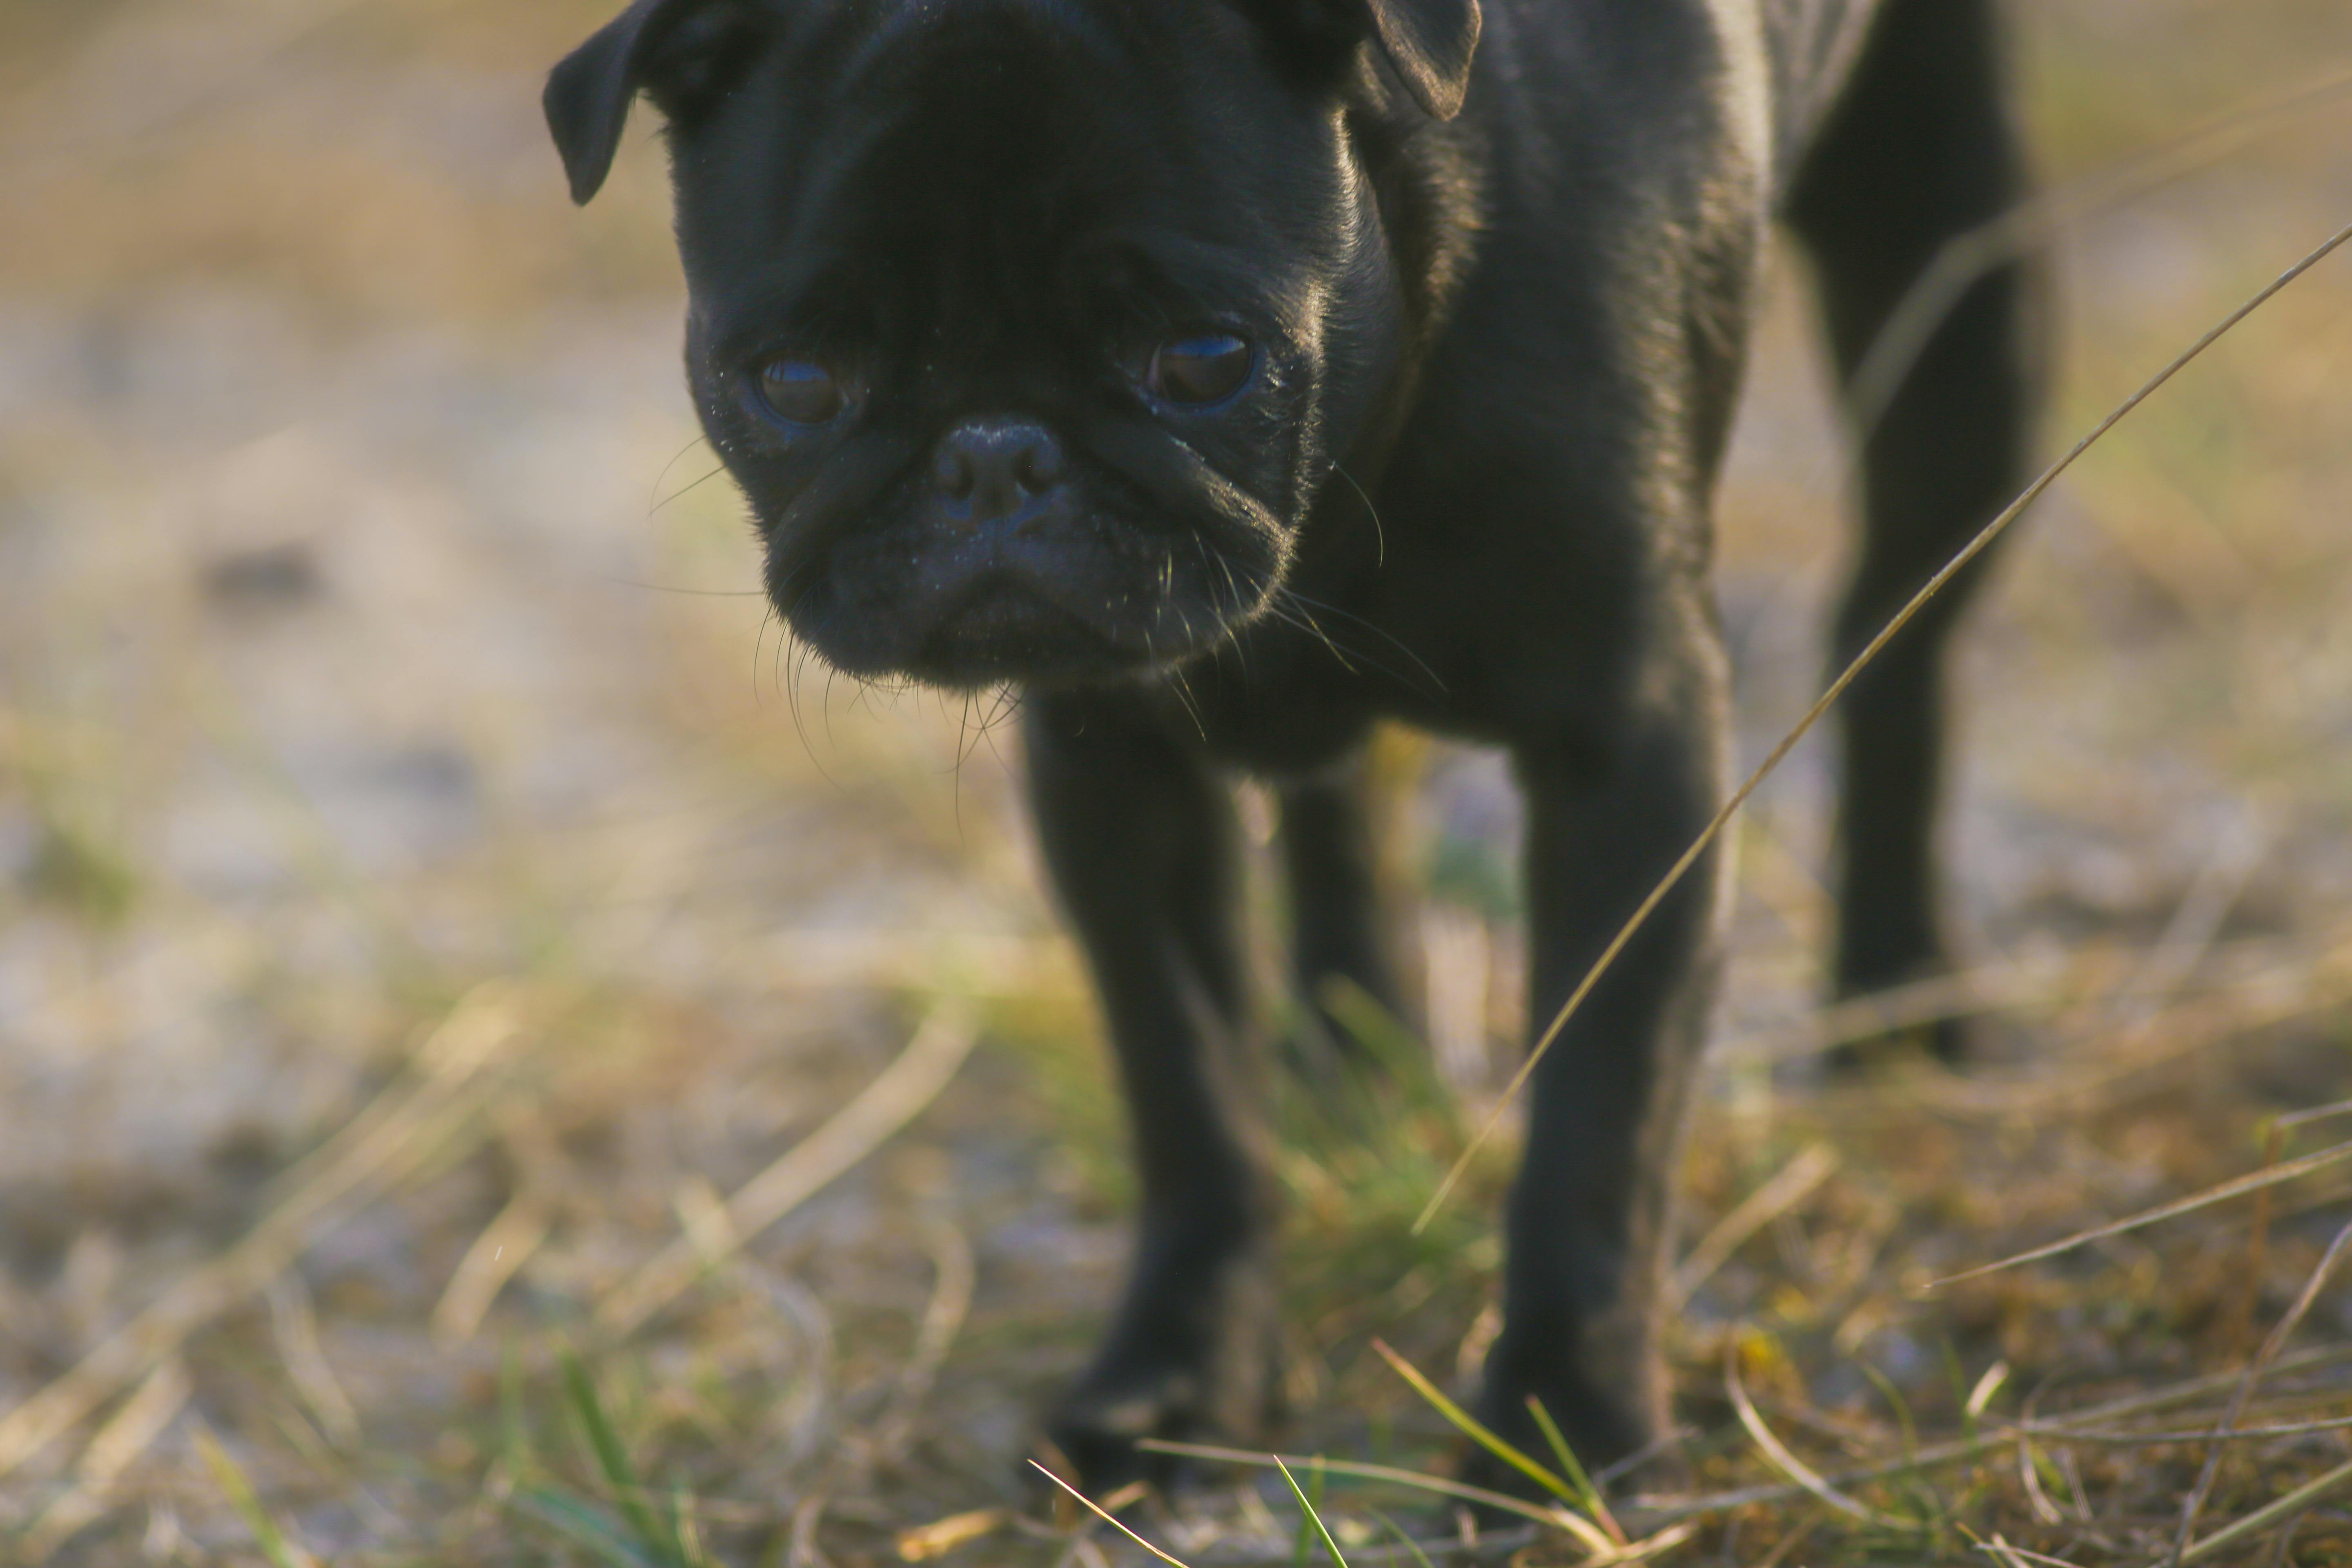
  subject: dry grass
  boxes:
[3,0,2352,1564]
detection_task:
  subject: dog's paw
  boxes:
[1040,1368,1210,1496]
[1040,1313,1284,1496]
[1461,1367,1672,1511]
[1824,954,1986,1073]
[1822,1011,1976,1073]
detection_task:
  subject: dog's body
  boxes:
[548,0,2039,1491]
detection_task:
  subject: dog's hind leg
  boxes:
[1784,0,2045,1059]
[1022,689,1277,1490]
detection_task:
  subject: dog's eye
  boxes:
[1147,333,1253,406]
[755,356,844,426]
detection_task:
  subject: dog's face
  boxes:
[548,0,1476,689]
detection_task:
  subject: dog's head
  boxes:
[547,0,1477,688]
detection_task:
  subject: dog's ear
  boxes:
[1245,0,1480,120]
[545,0,766,204]
[1361,0,1480,120]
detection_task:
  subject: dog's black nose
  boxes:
[929,418,1067,526]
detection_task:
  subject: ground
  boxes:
[2,1,2351,1564]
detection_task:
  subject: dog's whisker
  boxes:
[1277,587,1444,693]
[650,462,729,516]
[646,433,714,512]
[1262,587,1364,679]
[751,601,773,707]
[1332,461,1387,569]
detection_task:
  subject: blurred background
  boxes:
[2,1,2350,1564]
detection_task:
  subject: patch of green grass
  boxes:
[23,797,138,926]
[505,1349,717,1568]
[1274,982,1512,1350]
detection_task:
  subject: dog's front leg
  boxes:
[1477,661,1728,1489]
[1022,688,1277,1491]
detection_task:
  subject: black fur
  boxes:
[548,0,2040,1492]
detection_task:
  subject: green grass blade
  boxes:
[2178,1455,2352,1566]
[1319,980,1443,1096]
[1370,1339,1573,1502]
[1523,1396,1624,1543]
[1521,1397,1595,1508]
[561,1349,678,1562]
[498,1337,532,1482]
[1368,1510,1437,1568]
[1938,1339,1970,1432]
[673,1481,713,1567]
[1138,1439,1577,1531]
[1858,1359,1920,1460]
[1290,1471,1315,1568]
[195,1429,314,1568]
[1276,1457,1352,1568]
[513,1484,667,1568]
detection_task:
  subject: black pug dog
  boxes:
[545,0,2038,1495]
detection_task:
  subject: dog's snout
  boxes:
[929,418,1067,526]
